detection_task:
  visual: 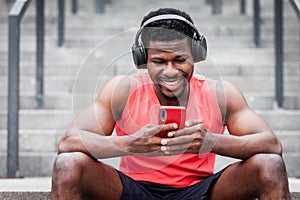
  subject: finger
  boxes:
[161,142,191,155]
[141,124,170,137]
[169,125,198,137]
[166,134,194,146]
[185,119,202,127]
[151,123,178,137]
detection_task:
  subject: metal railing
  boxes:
[210,0,299,108]
[58,0,65,47]
[273,0,299,108]
[252,0,284,108]
[36,0,45,108]
[6,0,112,177]
[289,0,300,19]
[6,0,299,178]
[274,0,284,108]
[7,0,32,178]
[7,0,45,177]
[253,0,261,47]
[57,0,112,47]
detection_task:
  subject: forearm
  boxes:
[58,129,132,159]
[210,132,282,160]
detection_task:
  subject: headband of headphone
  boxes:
[132,14,207,69]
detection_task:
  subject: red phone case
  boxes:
[158,106,186,137]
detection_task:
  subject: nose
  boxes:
[163,62,178,77]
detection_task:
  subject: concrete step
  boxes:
[0,129,62,153]
[213,129,300,177]
[0,177,299,200]
[0,154,55,177]
[0,0,298,181]
[0,109,73,129]
[11,191,296,200]
[256,110,300,131]
[0,93,89,110]
[0,91,299,110]
[214,152,300,178]
[0,109,300,130]
[0,145,300,177]
[0,129,298,154]
[0,148,299,177]
[276,131,300,153]
[0,152,56,177]
[1,54,298,79]
[0,192,51,200]
[0,75,112,95]
[0,75,299,95]
[1,129,298,151]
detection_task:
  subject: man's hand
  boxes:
[159,120,219,155]
[125,123,178,156]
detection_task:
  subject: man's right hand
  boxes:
[125,123,178,156]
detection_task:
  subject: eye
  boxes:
[151,59,165,65]
[175,57,187,64]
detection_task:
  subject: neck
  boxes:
[155,84,190,107]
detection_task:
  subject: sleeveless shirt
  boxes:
[115,72,225,187]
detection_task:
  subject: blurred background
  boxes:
[0,0,299,181]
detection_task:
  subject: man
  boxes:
[51,8,290,200]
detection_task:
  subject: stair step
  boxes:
[0,92,299,110]
[0,110,73,129]
[215,153,300,178]
[0,75,299,94]
[0,192,50,200]
[0,152,56,177]
[0,129,298,153]
[275,131,300,153]
[0,109,300,130]
[0,129,63,153]
[0,0,299,180]
[256,110,300,130]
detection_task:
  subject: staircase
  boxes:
[0,0,299,179]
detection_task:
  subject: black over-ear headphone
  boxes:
[132,14,207,69]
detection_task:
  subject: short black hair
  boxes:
[140,8,195,47]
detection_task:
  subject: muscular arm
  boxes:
[58,75,132,159]
[211,80,282,160]
[57,75,176,159]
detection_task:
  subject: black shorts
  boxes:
[117,169,225,200]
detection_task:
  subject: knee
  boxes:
[52,152,91,184]
[248,154,287,182]
[53,152,89,171]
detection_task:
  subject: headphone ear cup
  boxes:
[192,35,207,62]
[132,42,147,69]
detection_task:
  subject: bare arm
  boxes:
[57,75,177,159]
[58,75,132,159]
[210,80,282,159]
[159,80,282,160]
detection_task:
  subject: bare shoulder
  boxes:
[95,75,132,120]
[219,80,248,110]
[206,79,250,125]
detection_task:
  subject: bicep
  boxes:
[222,81,273,136]
[68,75,130,136]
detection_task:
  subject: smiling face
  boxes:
[147,38,194,106]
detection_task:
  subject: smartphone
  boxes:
[157,106,186,137]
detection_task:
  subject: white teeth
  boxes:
[162,79,180,86]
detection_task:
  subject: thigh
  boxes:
[209,153,290,200]
[209,162,254,199]
[53,152,123,200]
[209,154,290,200]
[83,159,123,199]
[208,158,259,200]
